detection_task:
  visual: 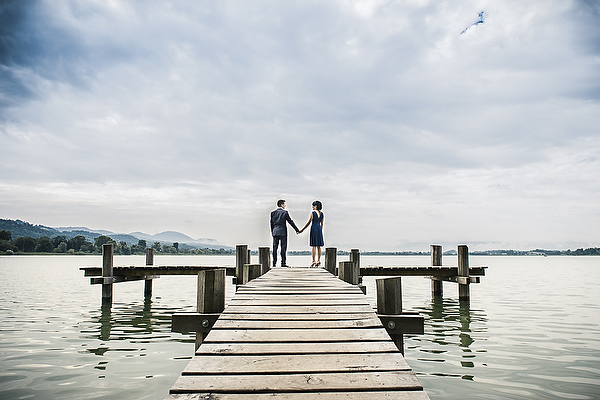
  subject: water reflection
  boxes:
[409,297,488,380]
[81,297,194,346]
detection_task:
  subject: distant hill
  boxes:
[0,219,231,250]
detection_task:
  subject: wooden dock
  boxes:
[165,267,430,399]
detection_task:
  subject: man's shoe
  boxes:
[281,265,289,268]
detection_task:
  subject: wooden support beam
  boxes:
[378,313,425,335]
[172,313,220,333]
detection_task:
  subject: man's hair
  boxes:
[277,199,286,207]
[312,200,322,211]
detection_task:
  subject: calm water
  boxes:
[0,255,599,399]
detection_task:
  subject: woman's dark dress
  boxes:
[309,210,324,247]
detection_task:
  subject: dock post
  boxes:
[338,261,359,285]
[430,244,443,297]
[350,248,360,270]
[242,264,263,284]
[376,276,404,353]
[350,248,366,294]
[235,244,248,284]
[258,247,271,274]
[145,248,154,297]
[458,245,470,301]
[101,243,113,305]
[196,269,226,350]
[325,247,337,274]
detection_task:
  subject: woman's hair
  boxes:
[312,200,322,211]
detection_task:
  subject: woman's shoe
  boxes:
[310,262,316,267]
[316,261,321,267]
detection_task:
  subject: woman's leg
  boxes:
[311,247,316,265]
[317,247,322,264]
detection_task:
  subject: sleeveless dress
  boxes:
[309,211,324,247]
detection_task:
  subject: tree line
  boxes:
[0,230,233,255]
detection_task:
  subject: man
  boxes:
[270,199,300,267]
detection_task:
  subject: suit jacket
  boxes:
[270,207,299,236]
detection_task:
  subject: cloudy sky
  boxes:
[1,0,599,252]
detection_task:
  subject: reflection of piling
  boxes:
[145,248,154,297]
[430,245,443,297]
[102,244,113,305]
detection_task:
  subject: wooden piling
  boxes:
[338,261,359,285]
[376,276,404,353]
[430,245,443,297]
[102,243,113,305]
[145,248,154,297]
[196,269,226,350]
[242,264,262,284]
[258,247,271,274]
[324,247,337,274]
[235,244,248,282]
[350,248,360,270]
[458,245,470,301]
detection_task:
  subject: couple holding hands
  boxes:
[270,199,324,268]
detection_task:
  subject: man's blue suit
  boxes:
[270,207,299,267]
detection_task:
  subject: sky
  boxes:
[1,0,599,252]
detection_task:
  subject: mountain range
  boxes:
[0,219,230,250]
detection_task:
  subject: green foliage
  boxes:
[0,230,12,241]
[35,236,54,253]
[94,235,116,252]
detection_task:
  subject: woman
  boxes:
[299,200,324,267]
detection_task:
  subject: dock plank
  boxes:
[170,371,422,393]
[166,391,431,399]
[195,341,400,355]
[182,353,412,374]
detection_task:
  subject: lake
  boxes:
[0,255,599,399]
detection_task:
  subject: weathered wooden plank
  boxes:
[195,341,401,355]
[360,265,486,277]
[169,371,422,393]
[231,294,367,300]
[226,299,368,306]
[217,313,376,321]
[166,391,430,399]
[182,353,412,374]
[213,318,382,329]
[203,328,391,343]
[222,305,375,314]
[81,265,236,277]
